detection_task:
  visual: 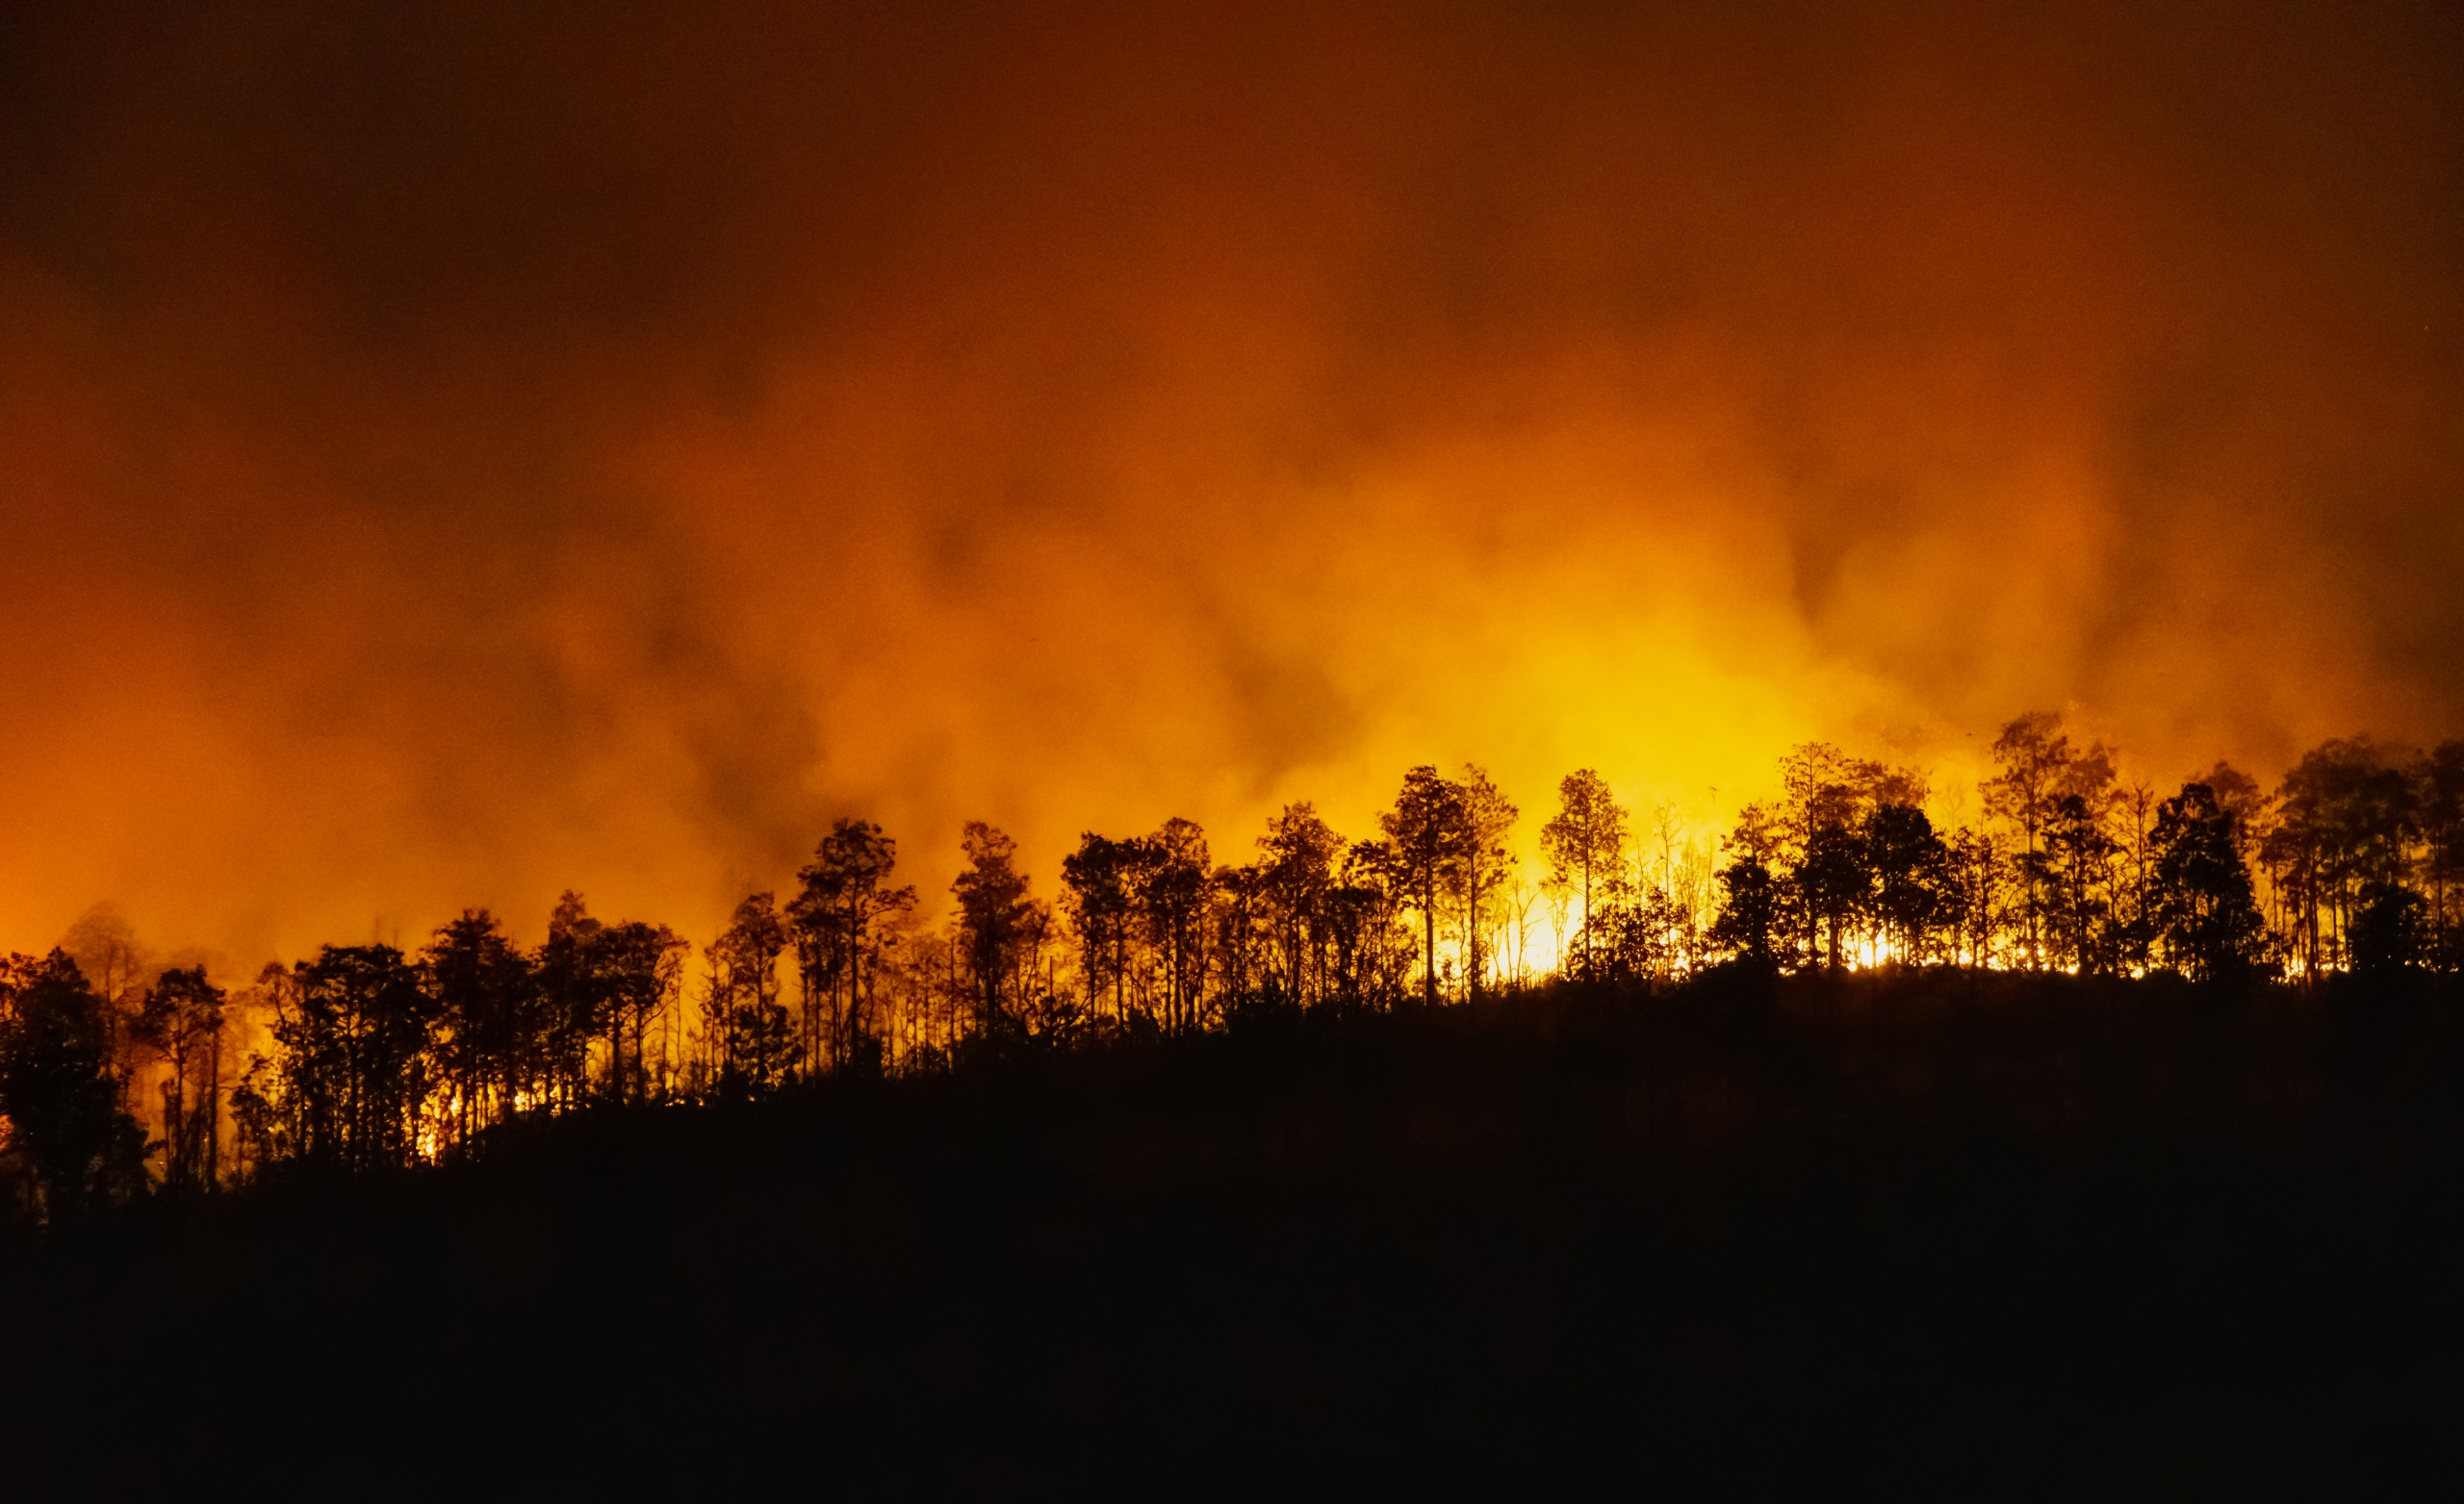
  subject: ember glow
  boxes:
[1,1,2460,962]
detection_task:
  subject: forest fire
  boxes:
[2,1,2462,1493]
[1,714,2438,1189]
[0,0,2458,972]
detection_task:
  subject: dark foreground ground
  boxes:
[5,969,2464,1498]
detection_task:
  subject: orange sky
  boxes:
[1,0,2460,967]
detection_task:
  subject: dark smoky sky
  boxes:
[0,0,2459,961]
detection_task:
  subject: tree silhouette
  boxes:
[1328,841,1412,1006]
[538,894,611,1110]
[2267,739,2420,978]
[1141,819,1211,1031]
[1793,821,1865,972]
[1707,861,1782,968]
[245,945,435,1174]
[793,819,919,1075]
[1776,744,1883,968]
[132,966,225,1193]
[1208,860,1267,1011]
[2043,791,2119,975]
[42,713,2464,1211]
[1863,803,1948,965]
[2111,780,2161,975]
[424,909,535,1148]
[1941,827,2005,969]
[1984,713,2073,969]
[707,895,794,1094]
[59,906,148,1094]
[2147,782,2271,982]
[1449,766,1519,1002]
[2415,742,2464,968]
[952,823,1036,1040]
[1256,804,1340,1007]
[2351,880,2427,974]
[1061,833,1144,1025]
[0,951,146,1220]
[598,920,689,1103]
[1543,770,1627,981]
[1378,768,1470,1007]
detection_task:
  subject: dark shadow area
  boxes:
[4,968,2462,1497]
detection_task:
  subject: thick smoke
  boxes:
[1,0,2459,959]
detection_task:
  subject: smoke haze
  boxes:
[2,0,2460,959]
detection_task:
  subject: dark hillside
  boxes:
[6,971,2463,1497]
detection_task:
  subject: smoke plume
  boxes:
[2,0,2459,958]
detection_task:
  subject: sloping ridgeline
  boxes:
[3,967,2462,1496]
